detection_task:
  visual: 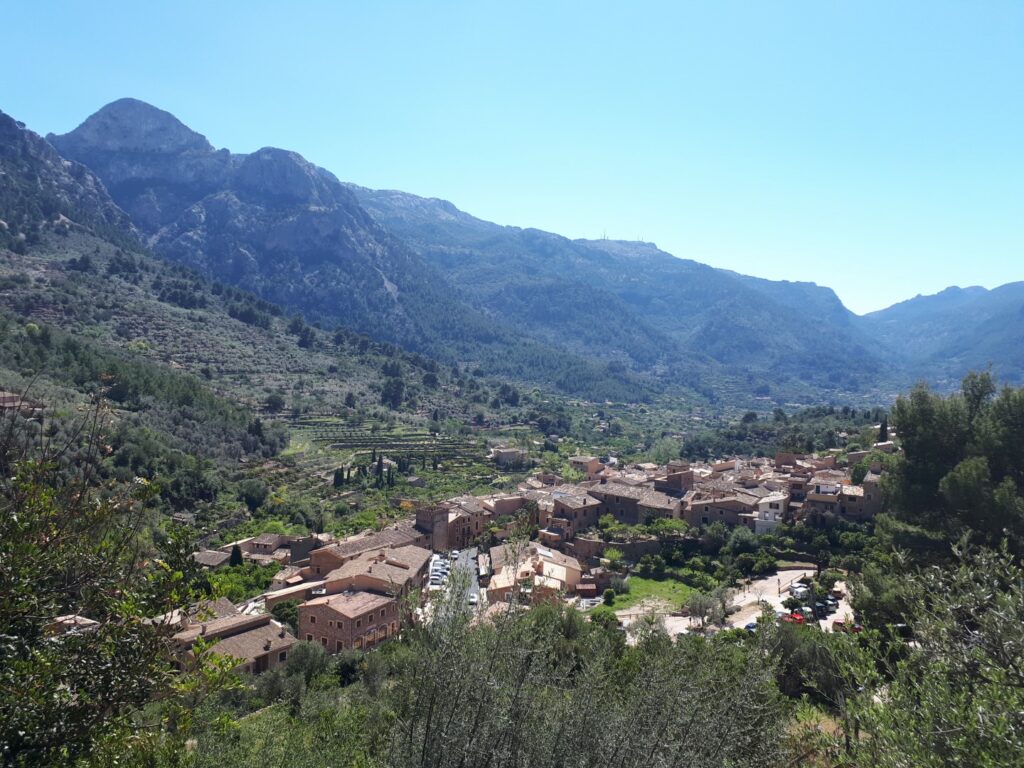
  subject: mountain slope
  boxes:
[0,109,137,252]
[48,100,660,402]
[352,185,891,398]
[860,284,1024,387]
[48,99,469,345]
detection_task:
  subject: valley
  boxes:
[1,89,1022,768]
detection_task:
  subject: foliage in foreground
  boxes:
[0,403,230,766]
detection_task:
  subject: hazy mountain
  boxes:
[45,100,662,402]
[0,110,521,432]
[861,284,1024,387]
[39,98,1024,403]
[48,99,466,343]
[352,185,890,397]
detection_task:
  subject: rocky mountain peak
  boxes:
[233,147,346,207]
[48,98,212,156]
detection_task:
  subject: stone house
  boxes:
[172,613,296,674]
[297,591,400,653]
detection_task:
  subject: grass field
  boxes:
[608,575,694,611]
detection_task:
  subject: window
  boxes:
[321,637,327,647]
[310,615,316,624]
[306,634,313,642]
[278,651,288,662]
[380,609,385,618]
[328,620,334,628]
[356,619,361,628]
[337,621,343,630]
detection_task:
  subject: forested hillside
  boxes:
[45,100,671,403]
[0,108,553,538]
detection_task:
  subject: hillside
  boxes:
[0,109,558,538]
[860,283,1024,387]
[47,100,660,403]
[353,185,892,400]
[40,98,1024,405]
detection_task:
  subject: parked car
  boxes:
[744,621,758,633]
[468,593,479,606]
[814,602,828,619]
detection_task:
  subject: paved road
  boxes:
[451,547,480,606]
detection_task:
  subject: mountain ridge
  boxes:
[37,98,1024,399]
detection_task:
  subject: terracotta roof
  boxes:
[324,544,430,592]
[489,543,581,574]
[190,597,239,620]
[302,590,394,618]
[319,521,421,560]
[173,613,269,645]
[588,484,680,511]
[251,533,285,546]
[210,621,296,663]
[192,549,230,568]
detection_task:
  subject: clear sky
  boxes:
[3,2,1021,313]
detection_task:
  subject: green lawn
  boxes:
[608,575,694,612]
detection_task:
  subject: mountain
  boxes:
[47,99,467,344]
[351,185,890,398]
[861,284,1024,387]
[0,107,479,422]
[43,98,1024,404]
[0,109,137,252]
[47,100,658,403]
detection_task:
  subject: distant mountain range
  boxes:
[6,97,1020,403]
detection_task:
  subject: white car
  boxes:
[468,593,479,606]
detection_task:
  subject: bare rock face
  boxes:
[50,98,211,155]
[47,99,465,346]
[0,109,137,247]
[49,99,235,232]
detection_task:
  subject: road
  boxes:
[451,547,481,606]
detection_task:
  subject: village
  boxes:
[179,438,895,674]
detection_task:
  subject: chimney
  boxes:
[200,623,207,635]
[279,626,286,638]
[264,638,272,651]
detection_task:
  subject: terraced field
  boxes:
[245,417,490,503]
[291,417,482,468]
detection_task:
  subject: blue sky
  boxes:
[4,1,1021,313]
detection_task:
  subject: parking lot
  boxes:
[726,571,854,632]
[428,547,481,609]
